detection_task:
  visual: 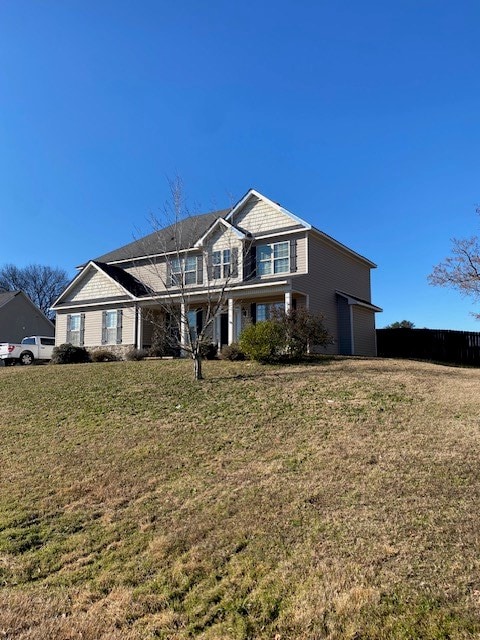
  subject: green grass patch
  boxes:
[0,358,479,638]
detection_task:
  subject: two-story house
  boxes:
[52,189,381,356]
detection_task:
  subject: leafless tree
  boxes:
[428,207,480,319]
[0,263,70,320]
[135,178,247,380]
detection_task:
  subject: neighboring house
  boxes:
[52,189,382,356]
[0,291,55,343]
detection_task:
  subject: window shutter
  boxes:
[101,311,107,344]
[244,246,256,280]
[231,248,238,278]
[116,309,123,344]
[80,313,86,347]
[250,303,257,324]
[196,309,203,335]
[207,253,213,281]
[166,261,172,288]
[196,255,203,285]
[290,238,297,272]
[66,314,72,343]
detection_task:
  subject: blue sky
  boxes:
[1,1,479,329]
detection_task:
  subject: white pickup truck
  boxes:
[0,336,56,366]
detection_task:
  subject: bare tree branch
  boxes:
[0,264,70,319]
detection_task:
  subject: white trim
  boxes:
[284,291,292,314]
[336,290,382,313]
[194,217,246,248]
[52,261,135,309]
[136,305,143,349]
[180,302,186,350]
[81,247,200,268]
[228,298,234,345]
[305,230,309,272]
[225,189,312,230]
[54,280,294,311]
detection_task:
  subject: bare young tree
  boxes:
[428,207,480,319]
[135,178,247,380]
[0,263,70,320]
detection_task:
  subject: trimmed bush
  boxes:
[239,321,284,363]
[220,343,246,361]
[90,349,119,363]
[51,343,91,365]
[125,347,148,361]
[239,310,333,364]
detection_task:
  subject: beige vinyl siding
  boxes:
[67,268,124,302]
[353,306,377,356]
[295,233,373,354]
[295,234,307,274]
[206,227,243,284]
[55,305,136,347]
[124,260,168,293]
[232,196,296,234]
[55,313,68,346]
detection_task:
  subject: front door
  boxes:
[220,313,228,347]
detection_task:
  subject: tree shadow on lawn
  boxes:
[204,355,375,384]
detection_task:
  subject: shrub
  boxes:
[148,326,170,357]
[239,310,333,364]
[239,321,284,363]
[51,343,90,365]
[279,308,333,358]
[199,341,218,360]
[90,349,119,363]
[220,343,246,361]
[125,347,148,361]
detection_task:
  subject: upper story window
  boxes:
[171,256,198,286]
[257,241,290,276]
[212,249,231,279]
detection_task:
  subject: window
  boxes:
[257,241,290,276]
[21,337,36,345]
[105,310,118,344]
[256,302,285,323]
[170,256,198,286]
[212,249,231,279]
[40,338,55,346]
[69,313,81,346]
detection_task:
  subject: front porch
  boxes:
[134,286,307,353]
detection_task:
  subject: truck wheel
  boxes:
[19,351,34,366]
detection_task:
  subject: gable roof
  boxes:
[90,209,231,266]
[226,188,312,230]
[194,217,247,248]
[93,262,152,297]
[0,290,55,327]
[0,290,19,309]
[52,260,151,309]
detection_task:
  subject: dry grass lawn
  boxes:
[0,356,479,639]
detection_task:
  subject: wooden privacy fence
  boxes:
[376,328,480,367]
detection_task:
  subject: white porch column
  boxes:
[136,305,143,349]
[285,290,293,314]
[180,302,186,350]
[228,298,234,345]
